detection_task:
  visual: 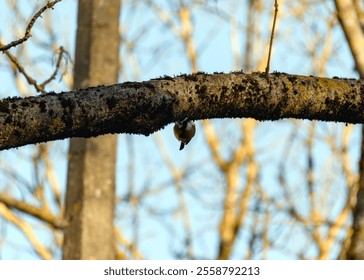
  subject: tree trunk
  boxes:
[62,0,120,259]
[335,0,364,259]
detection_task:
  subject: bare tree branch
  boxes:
[265,0,279,78]
[0,72,363,150]
[1,43,69,94]
[1,46,45,93]
[40,46,70,90]
[0,0,62,51]
[335,0,364,77]
[0,193,66,229]
[0,203,53,259]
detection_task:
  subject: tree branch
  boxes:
[0,72,363,150]
[335,0,364,77]
[1,45,46,93]
[0,0,62,51]
[0,193,66,229]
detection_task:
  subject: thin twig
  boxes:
[1,45,69,94]
[40,46,71,91]
[265,0,279,79]
[1,45,46,93]
[0,0,62,51]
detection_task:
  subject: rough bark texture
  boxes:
[62,0,120,260]
[1,72,363,151]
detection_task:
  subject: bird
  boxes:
[173,117,196,150]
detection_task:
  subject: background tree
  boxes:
[335,0,364,259]
[62,0,120,260]
[0,0,363,260]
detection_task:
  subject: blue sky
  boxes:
[0,0,360,259]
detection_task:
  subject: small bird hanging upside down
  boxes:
[173,117,196,150]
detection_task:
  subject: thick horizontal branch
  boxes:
[0,72,363,150]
